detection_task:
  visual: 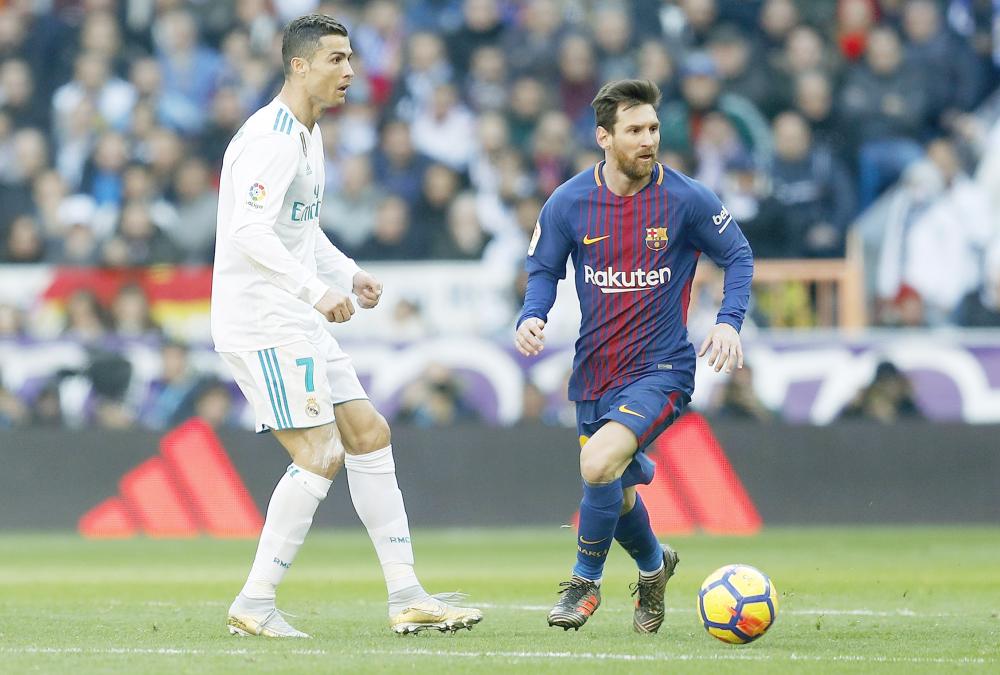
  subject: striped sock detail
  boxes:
[257,350,287,429]
[267,348,294,426]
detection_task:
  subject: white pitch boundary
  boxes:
[0,646,990,666]
[476,603,941,617]
[137,600,947,618]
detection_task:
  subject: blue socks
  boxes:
[573,478,623,581]
[614,493,663,573]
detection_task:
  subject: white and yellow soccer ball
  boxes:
[697,564,778,644]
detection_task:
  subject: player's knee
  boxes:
[292,426,344,479]
[580,451,616,484]
[346,414,391,454]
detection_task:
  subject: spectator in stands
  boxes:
[356,196,424,261]
[708,24,778,119]
[503,0,564,81]
[770,111,856,258]
[390,32,453,121]
[465,45,507,112]
[168,156,218,263]
[140,340,200,430]
[840,25,928,207]
[102,200,180,266]
[0,376,28,428]
[692,112,747,192]
[388,297,431,341]
[321,154,384,252]
[506,76,547,154]
[51,52,135,142]
[676,0,721,52]
[660,52,772,168]
[773,25,841,119]
[109,283,159,339]
[897,138,992,324]
[197,87,245,170]
[432,191,491,260]
[412,162,461,245]
[794,70,851,167]
[411,82,476,171]
[592,5,635,83]
[839,360,924,423]
[46,194,99,264]
[635,39,677,104]
[80,131,128,208]
[836,0,877,63]
[153,9,222,131]
[3,214,44,263]
[372,118,430,207]
[448,0,506,79]
[1,128,49,225]
[398,362,480,427]
[354,1,406,103]
[718,152,789,258]
[0,302,24,338]
[62,289,109,343]
[556,33,599,124]
[956,240,1000,327]
[759,0,800,65]
[128,56,201,137]
[902,0,984,130]
[191,377,237,429]
[0,59,47,130]
[30,380,64,427]
[530,110,575,196]
[711,363,773,422]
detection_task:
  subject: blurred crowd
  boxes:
[3,0,1000,430]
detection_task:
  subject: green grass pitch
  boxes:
[1,527,997,673]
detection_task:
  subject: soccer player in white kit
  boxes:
[212,15,482,638]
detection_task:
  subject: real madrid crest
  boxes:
[645,227,668,251]
[305,397,320,417]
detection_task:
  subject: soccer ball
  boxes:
[697,564,778,644]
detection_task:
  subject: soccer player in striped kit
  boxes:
[515,79,753,633]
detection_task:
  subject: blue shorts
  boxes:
[575,373,690,488]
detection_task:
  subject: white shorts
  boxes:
[220,331,367,432]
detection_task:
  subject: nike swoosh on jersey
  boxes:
[582,234,611,245]
[618,404,646,419]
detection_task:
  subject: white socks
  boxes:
[237,464,331,604]
[344,445,426,612]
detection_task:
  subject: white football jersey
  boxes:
[212,97,359,352]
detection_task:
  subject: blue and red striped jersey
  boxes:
[518,161,754,401]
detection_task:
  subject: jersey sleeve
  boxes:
[314,227,361,293]
[228,133,329,306]
[518,193,574,327]
[686,181,754,332]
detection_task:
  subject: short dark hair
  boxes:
[282,14,349,78]
[591,79,662,133]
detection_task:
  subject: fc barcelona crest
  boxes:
[645,227,668,251]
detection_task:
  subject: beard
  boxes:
[612,144,657,181]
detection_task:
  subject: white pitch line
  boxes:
[136,600,953,619]
[0,646,990,666]
[477,603,946,617]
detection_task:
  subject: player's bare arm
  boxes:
[515,317,546,356]
[698,322,744,373]
[352,270,382,309]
